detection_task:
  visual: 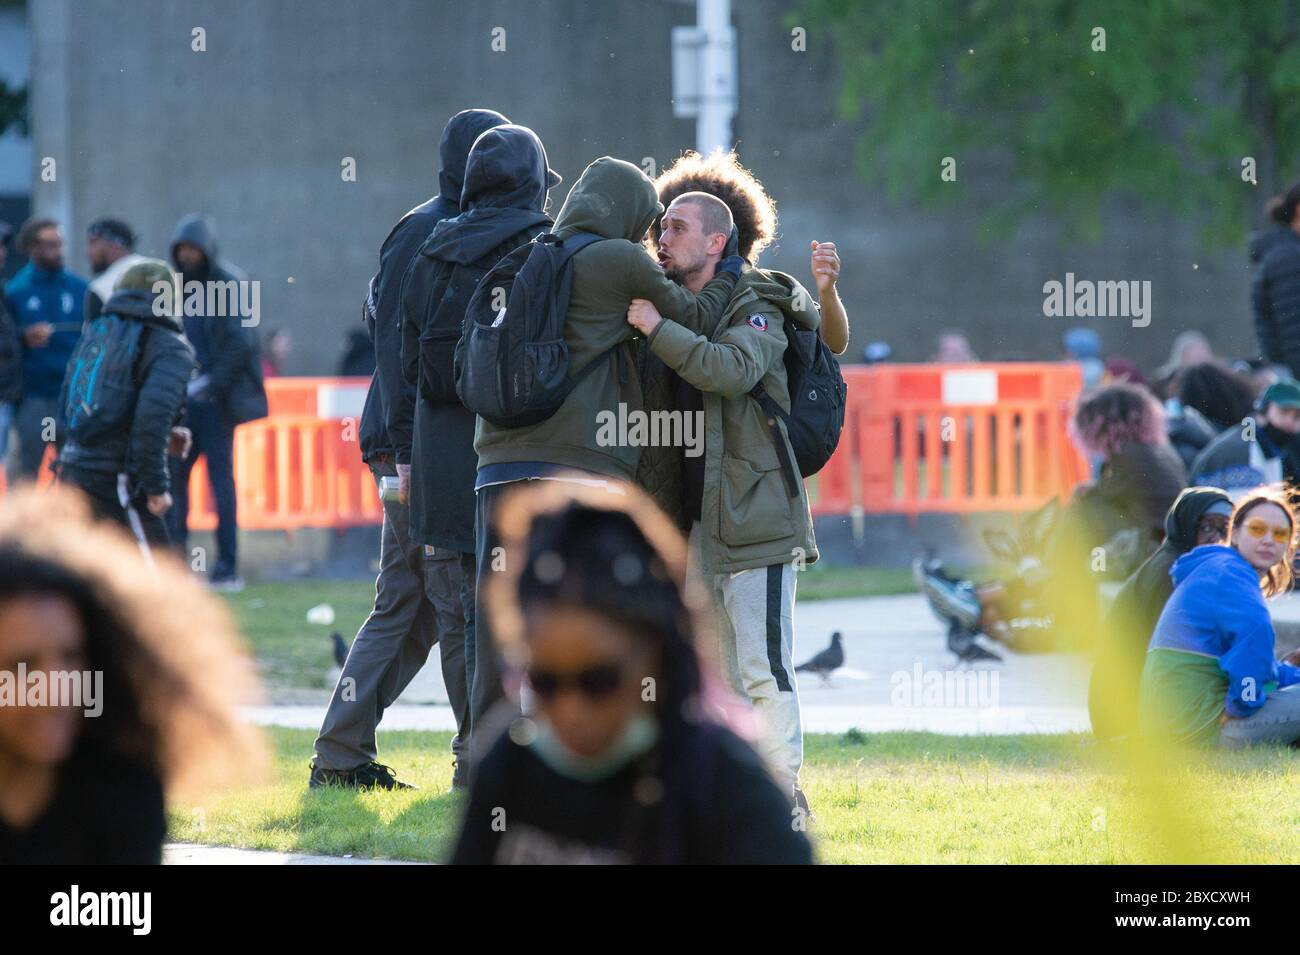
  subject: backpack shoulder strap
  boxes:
[749,384,801,499]
[540,230,602,263]
[747,312,801,498]
[129,320,152,387]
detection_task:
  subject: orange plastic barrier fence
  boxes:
[186,415,381,531]
[806,363,1089,517]
[189,377,374,531]
[264,376,371,417]
[3,366,1088,527]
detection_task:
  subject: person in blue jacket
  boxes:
[1140,487,1300,746]
[2,218,88,481]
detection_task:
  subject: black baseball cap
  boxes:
[86,217,136,249]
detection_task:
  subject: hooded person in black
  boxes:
[396,123,559,776]
[361,108,516,469]
[402,123,557,554]
[1089,487,1232,741]
[167,214,266,588]
[312,109,531,791]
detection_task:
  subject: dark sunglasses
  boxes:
[528,663,624,700]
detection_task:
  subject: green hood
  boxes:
[738,268,821,332]
[553,157,663,243]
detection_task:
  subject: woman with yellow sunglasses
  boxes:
[1139,487,1300,746]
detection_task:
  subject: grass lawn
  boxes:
[221,565,921,690]
[170,727,1300,864]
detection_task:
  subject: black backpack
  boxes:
[62,313,146,445]
[403,241,512,405]
[751,320,847,493]
[454,230,607,428]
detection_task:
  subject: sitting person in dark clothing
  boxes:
[1089,487,1231,742]
[450,480,813,865]
[1176,360,1259,434]
[1067,382,1190,554]
[1190,379,1300,495]
[0,487,266,864]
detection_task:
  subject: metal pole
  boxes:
[27,0,74,246]
[696,0,735,154]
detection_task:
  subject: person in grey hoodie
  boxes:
[166,214,266,589]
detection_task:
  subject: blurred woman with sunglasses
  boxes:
[0,487,266,864]
[450,479,813,864]
[1139,487,1300,747]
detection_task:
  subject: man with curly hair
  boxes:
[627,179,834,813]
[649,150,848,353]
[636,152,851,530]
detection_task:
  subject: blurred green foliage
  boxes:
[799,0,1300,245]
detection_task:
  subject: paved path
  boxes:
[251,593,1095,735]
[253,589,1300,737]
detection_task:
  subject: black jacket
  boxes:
[169,215,267,426]
[0,292,19,405]
[0,740,165,864]
[57,289,196,496]
[1253,227,1300,376]
[399,123,555,551]
[359,108,511,464]
[451,722,813,865]
[1089,487,1230,741]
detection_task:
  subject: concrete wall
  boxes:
[0,4,31,199]
[26,0,1255,374]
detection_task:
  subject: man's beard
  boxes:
[664,253,707,285]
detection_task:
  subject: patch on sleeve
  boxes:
[745,313,769,332]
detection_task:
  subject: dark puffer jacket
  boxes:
[57,289,196,496]
[1253,228,1300,376]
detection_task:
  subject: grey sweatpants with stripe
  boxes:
[691,526,803,792]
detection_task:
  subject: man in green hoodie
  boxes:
[627,191,820,807]
[468,157,744,756]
